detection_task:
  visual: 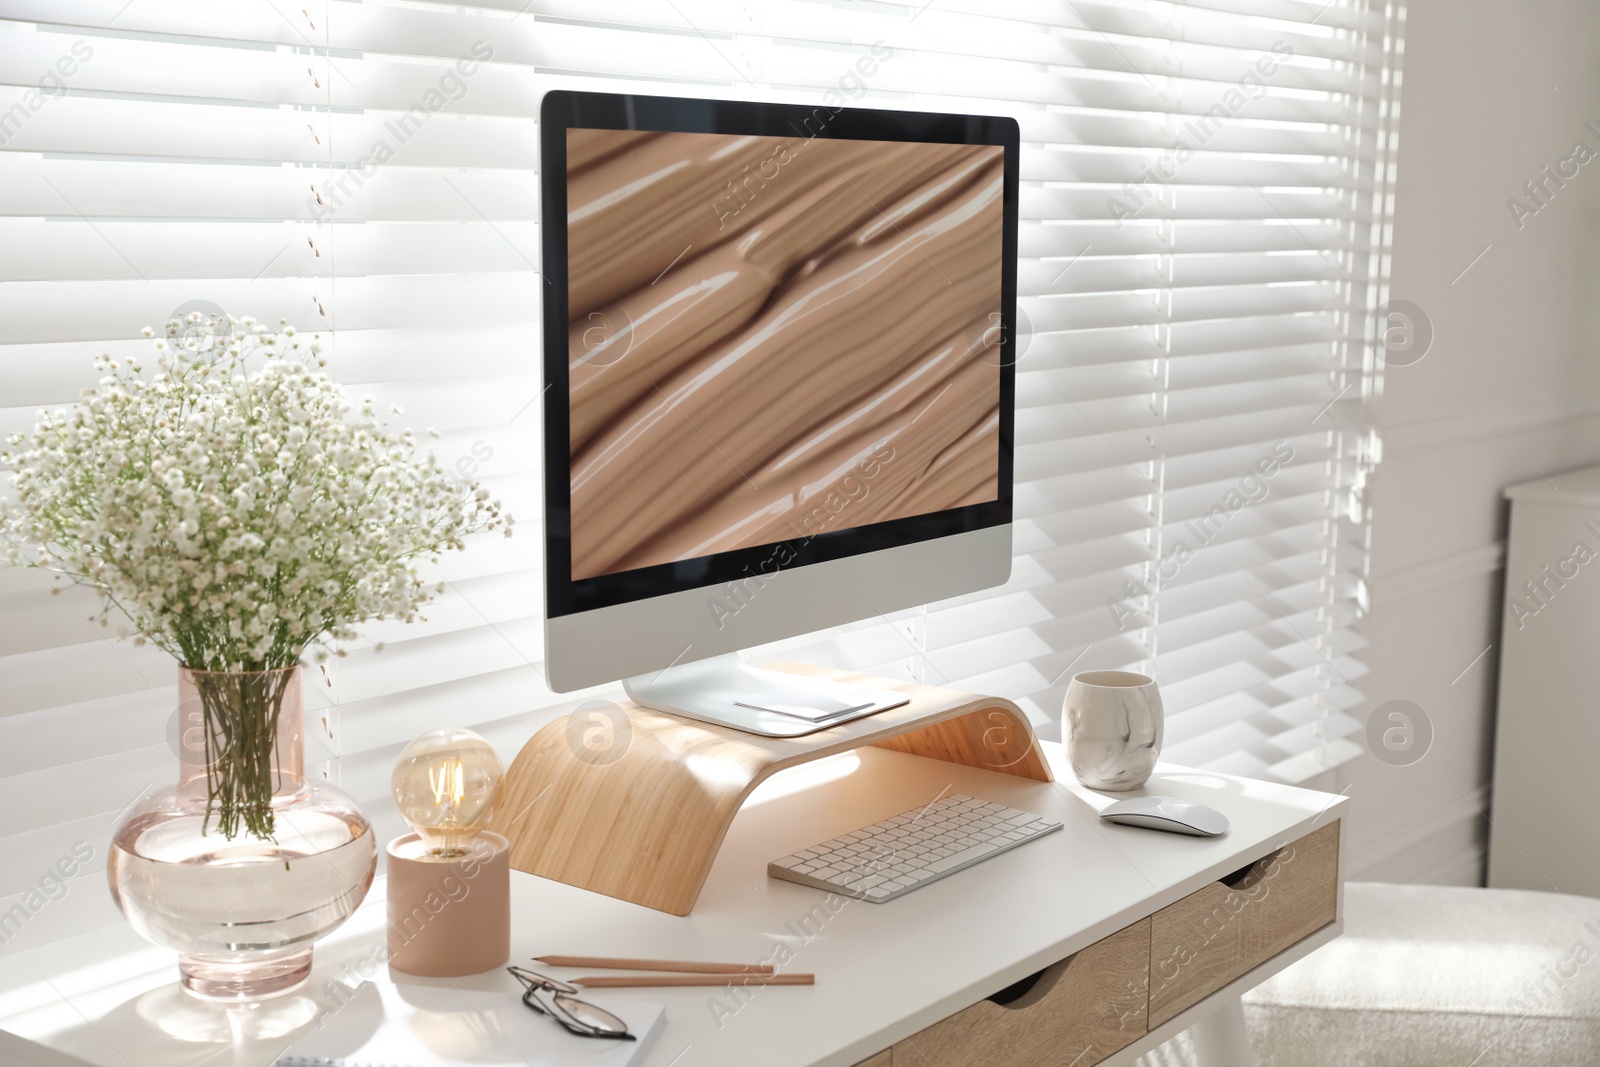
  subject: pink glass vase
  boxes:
[108,665,377,1001]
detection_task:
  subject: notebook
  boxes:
[275,974,665,1067]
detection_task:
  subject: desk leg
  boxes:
[1189,995,1255,1067]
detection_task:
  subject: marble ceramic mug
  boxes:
[1064,670,1163,790]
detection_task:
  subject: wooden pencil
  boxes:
[535,955,776,975]
[571,973,815,988]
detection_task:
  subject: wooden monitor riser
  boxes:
[489,664,1053,915]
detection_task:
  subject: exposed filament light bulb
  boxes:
[392,729,504,859]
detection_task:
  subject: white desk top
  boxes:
[0,742,1346,1067]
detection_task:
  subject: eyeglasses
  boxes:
[506,966,636,1041]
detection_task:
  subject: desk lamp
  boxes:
[386,728,511,976]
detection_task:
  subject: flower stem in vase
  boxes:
[190,667,296,840]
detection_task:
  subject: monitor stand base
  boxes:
[622,655,909,737]
[493,662,1053,914]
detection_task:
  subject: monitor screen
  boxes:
[542,93,1018,620]
[568,129,1005,581]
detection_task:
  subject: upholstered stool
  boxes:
[1138,881,1600,1067]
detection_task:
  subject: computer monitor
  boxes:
[540,90,1019,736]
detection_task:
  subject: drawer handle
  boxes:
[986,956,1073,1010]
[1219,845,1286,891]
[988,968,1046,1006]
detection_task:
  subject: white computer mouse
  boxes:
[1100,795,1229,836]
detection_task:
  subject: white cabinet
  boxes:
[1489,465,1600,896]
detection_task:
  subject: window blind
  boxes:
[0,0,1402,956]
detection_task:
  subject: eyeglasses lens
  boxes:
[554,993,629,1035]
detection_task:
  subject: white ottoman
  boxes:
[1139,881,1600,1066]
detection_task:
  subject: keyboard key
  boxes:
[926,841,1000,874]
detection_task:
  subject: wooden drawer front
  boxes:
[889,918,1150,1067]
[1149,821,1339,1026]
[852,1053,892,1067]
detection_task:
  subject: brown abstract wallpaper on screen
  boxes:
[567,128,1004,581]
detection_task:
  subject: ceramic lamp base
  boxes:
[386,832,510,977]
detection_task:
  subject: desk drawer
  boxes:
[884,917,1150,1067]
[1148,821,1339,1026]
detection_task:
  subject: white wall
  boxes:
[1308,0,1600,884]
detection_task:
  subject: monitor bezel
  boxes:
[541,89,1020,620]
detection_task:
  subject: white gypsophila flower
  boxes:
[0,314,509,671]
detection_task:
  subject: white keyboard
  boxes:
[767,793,1062,903]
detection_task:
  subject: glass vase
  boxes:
[108,665,377,1001]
